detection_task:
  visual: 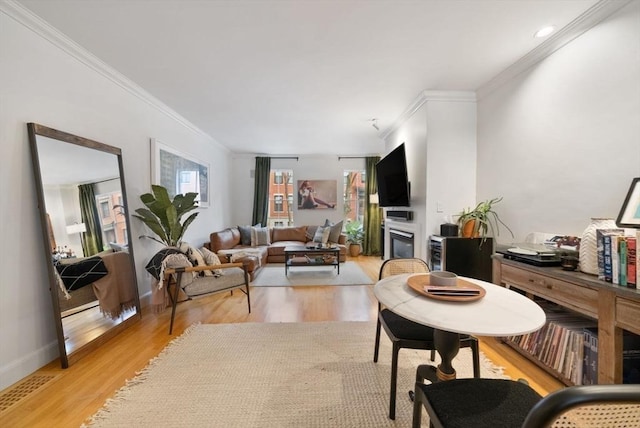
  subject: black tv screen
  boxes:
[376,143,410,207]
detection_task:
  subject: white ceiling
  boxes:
[17,0,599,156]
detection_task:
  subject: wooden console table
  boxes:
[493,255,640,384]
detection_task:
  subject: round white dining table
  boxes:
[374,273,546,383]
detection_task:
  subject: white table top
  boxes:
[374,274,546,337]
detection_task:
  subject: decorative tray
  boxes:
[406,273,486,302]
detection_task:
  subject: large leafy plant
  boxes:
[133,185,199,247]
[345,220,364,244]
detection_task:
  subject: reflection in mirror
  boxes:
[27,123,141,368]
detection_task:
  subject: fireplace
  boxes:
[389,229,414,259]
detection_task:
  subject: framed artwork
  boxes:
[616,177,640,228]
[298,179,337,210]
[151,139,209,208]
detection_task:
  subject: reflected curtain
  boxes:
[78,183,103,256]
[363,156,381,256]
[252,157,271,226]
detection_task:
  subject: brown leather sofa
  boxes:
[205,225,347,280]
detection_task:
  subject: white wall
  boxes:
[477,1,640,243]
[384,93,478,259]
[231,154,369,228]
[384,107,428,259]
[0,10,232,389]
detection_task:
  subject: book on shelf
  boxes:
[628,236,637,288]
[612,235,621,285]
[602,232,624,283]
[581,328,640,385]
[583,327,598,385]
[619,237,628,286]
[597,228,624,280]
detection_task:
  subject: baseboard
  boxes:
[0,340,59,391]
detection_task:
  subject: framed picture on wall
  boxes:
[151,138,210,208]
[298,179,337,210]
[616,177,640,228]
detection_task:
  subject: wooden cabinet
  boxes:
[493,255,640,384]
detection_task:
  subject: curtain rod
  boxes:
[338,156,366,160]
[258,156,298,160]
[92,177,119,184]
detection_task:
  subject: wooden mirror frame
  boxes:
[27,123,141,368]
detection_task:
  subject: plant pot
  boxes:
[349,243,361,257]
[461,220,479,238]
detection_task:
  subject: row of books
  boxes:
[583,328,640,385]
[506,301,640,385]
[597,229,639,287]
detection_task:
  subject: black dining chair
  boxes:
[411,377,640,428]
[373,258,481,420]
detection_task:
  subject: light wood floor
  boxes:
[0,256,563,427]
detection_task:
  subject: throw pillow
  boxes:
[238,223,260,246]
[324,219,344,243]
[305,225,319,241]
[161,253,196,288]
[313,226,330,244]
[54,256,109,291]
[251,226,271,247]
[200,246,223,276]
[179,242,213,276]
[145,247,182,280]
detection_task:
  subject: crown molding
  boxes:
[476,0,632,99]
[380,90,476,140]
[1,0,225,149]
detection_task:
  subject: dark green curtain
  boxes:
[78,183,103,256]
[252,157,271,226]
[363,156,381,256]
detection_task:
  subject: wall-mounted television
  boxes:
[376,143,410,207]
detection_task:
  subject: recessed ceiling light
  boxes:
[534,25,555,38]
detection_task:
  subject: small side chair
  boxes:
[373,258,481,420]
[163,254,250,334]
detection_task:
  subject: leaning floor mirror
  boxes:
[27,123,141,368]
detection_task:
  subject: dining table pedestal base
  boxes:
[409,329,460,401]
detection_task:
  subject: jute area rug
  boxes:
[86,322,507,427]
[251,261,374,287]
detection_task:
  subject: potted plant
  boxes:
[456,197,513,241]
[345,220,364,256]
[132,185,199,247]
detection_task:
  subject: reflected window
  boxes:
[177,170,200,195]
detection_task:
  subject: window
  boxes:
[343,170,366,223]
[100,200,110,219]
[267,169,295,227]
[274,194,284,212]
[95,190,127,248]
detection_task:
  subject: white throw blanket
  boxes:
[217,248,263,266]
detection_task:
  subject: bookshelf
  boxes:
[493,255,640,385]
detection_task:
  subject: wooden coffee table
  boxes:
[284,245,340,275]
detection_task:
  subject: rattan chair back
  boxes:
[379,258,429,280]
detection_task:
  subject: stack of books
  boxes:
[597,229,639,287]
